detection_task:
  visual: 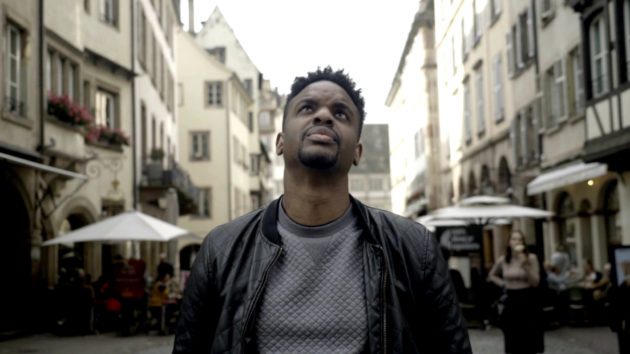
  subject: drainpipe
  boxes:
[226,79,232,220]
[39,0,44,154]
[131,0,138,209]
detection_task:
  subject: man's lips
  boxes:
[302,127,339,143]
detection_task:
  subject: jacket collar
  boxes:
[260,195,379,246]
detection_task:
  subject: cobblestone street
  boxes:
[0,326,619,353]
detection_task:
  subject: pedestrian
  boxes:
[488,230,544,354]
[173,67,471,353]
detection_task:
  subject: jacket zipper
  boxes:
[379,245,388,354]
[241,246,283,353]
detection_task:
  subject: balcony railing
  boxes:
[142,161,199,214]
[5,95,25,116]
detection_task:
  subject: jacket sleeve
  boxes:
[418,228,472,353]
[173,234,218,353]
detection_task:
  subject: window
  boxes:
[259,111,271,127]
[151,35,156,83]
[474,69,485,135]
[589,15,608,97]
[100,0,117,26]
[414,129,424,158]
[244,79,253,97]
[83,81,90,108]
[138,9,146,67]
[197,188,211,218]
[206,82,223,106]
[151,116,156,149]
[250,154,259,174]
[540,0,554,22]
[491,0,501,19]
[527,5,535,59]
[506,30,514,77]
[369,178,383,191]
[141,103,147,165]
[68,65,77,101]
[159,122,163,148]
[248,112,253,132]
[45,51,52,93]
[463,80,472,144]
[56,58,64,95]
[552,60,567,122]
[493,54,504,122]
[350,178,364,191]
[191,131,209,160]
[84,0,90,12]
[95,89,116,128]
[569,48,585,115]
[5,24,24,115]
[474,0,482,41]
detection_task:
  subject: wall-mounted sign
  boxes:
[436,225,482,254]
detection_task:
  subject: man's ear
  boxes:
[353,141,363,166]
[275,132,284,155]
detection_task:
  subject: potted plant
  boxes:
[47,92,92,127]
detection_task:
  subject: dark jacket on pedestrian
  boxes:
[173,196,471,353]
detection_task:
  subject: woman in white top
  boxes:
[488,230,544,354]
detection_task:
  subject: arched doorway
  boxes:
[480,165,494,195]
[602,180,621,246]
[0,175,32,332]
[459,177,466,201]
[57,211,96,287]
[497,157,511,194]
[578,200,593,264]
[556,192,576,266]
[468,171,477,197]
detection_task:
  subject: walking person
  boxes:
[173,67,470,353]
[488,230,544,354]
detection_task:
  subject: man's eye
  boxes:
[335,111,348,119]
[298,105,312,113]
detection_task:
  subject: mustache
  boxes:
[301,126,340,142]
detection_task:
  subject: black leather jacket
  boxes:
[173,197,471,353]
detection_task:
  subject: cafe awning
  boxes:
[526,162,607,196]
[0,151,87,180]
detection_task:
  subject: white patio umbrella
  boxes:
[419,195,553,225]
[42,211,192,246]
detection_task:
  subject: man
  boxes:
[173,67,471,353]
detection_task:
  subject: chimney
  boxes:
[188,0,195,34]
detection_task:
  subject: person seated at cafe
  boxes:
[149,272,171,333]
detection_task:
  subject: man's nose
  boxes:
[313,107,333,125]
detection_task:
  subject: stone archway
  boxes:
[0,172,32,332]
[480,165,494,195]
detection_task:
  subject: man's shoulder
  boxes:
[203,205,267,248]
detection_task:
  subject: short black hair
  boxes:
[283,66,366,138]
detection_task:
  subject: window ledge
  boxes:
[568,113,585,125]
[2,111,34,130]
[544,124,562,137]
[86,140,124,152]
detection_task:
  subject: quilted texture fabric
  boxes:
[255,216,368,353]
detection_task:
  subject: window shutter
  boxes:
[510,117,519,166]
[515,25,523,68]
[527,4,535,59]
[560,57,569,121]
[521,109,528,165]
[506,32,514,77]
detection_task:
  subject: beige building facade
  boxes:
[195,7,268,211]
[434,0,629,272]
[176,29,253,237]
[387,0,441,218]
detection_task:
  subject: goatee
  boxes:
[298,149,339,169]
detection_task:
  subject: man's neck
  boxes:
[282,170,351,226]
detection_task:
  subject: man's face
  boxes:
[277,80,362,173]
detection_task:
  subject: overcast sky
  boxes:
[181,0,420,124]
